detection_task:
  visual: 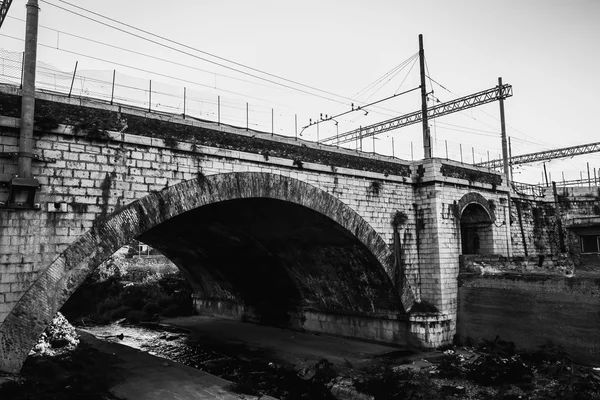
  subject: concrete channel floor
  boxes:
[160,315,413,370]
[80,331,276,400]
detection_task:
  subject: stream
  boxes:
[79,322,339,399]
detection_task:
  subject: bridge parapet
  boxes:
[0,84,413,180]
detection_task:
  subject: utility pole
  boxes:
[498,77,512,260]
[18,0,39,179]
[508,137,514,181]
[5,0,40,209]
[498,77,510,185]
[419,34,431,159]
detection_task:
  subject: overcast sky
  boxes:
[1,0,599,184]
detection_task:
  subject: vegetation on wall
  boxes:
[440,164,502,187]
[0,92,411,177]
[368,180,382,196]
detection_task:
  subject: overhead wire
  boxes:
[0,33,312,111]
[359,54,417,103]
[47,0,423,115]
[38,0,357,106]
[353,53,417,100]
[6,14,312,96]
[32,1,419,121]
[52,0,362,105]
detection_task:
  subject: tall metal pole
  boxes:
[18,0,40,179]
[498,77,509,184]
[499,76,512,251]
[587,162,591,188]
[419,34,431,159]
[508,136,514,181]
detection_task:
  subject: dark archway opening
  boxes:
[137,198,402,327]
[460,203,494,255]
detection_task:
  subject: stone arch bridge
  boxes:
[0,85,511,373]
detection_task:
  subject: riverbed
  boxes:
[78,316,600,400]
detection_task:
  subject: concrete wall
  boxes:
[456,187,600,365]
[458,273,600,364]
[193,297,409,345]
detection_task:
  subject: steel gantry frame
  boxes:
[320,84,513,146]
[0,0,13,29]
[476,141,600,169]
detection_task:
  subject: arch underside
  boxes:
[0,172,408,373]
[139,198,400,324]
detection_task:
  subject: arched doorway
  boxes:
[460,203,494,255]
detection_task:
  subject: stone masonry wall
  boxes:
[0,91,421,327]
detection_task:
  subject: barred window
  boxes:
[581,235,600,253]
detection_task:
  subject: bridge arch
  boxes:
[0,171,404,372]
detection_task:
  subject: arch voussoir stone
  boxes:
[457,192,496,223]
[0,171,403,374]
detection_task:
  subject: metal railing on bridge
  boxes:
[0,49,314,141]
[511,181,546,198]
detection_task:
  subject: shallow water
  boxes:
[79,322,339,399]
[80,323,228,366]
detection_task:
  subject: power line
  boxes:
[56,0,361,103]
[361,55,416,103]
[43,0,394,110]
[38,0,356,106]
[6,14,306,95]
[36,1,422,121]
[394,56,418,95]
[352,55,416,99]
[0,33,314,110]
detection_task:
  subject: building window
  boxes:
[580,235,600,253]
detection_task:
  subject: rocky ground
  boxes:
[0,314,124,400]
[2,314,599,400]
